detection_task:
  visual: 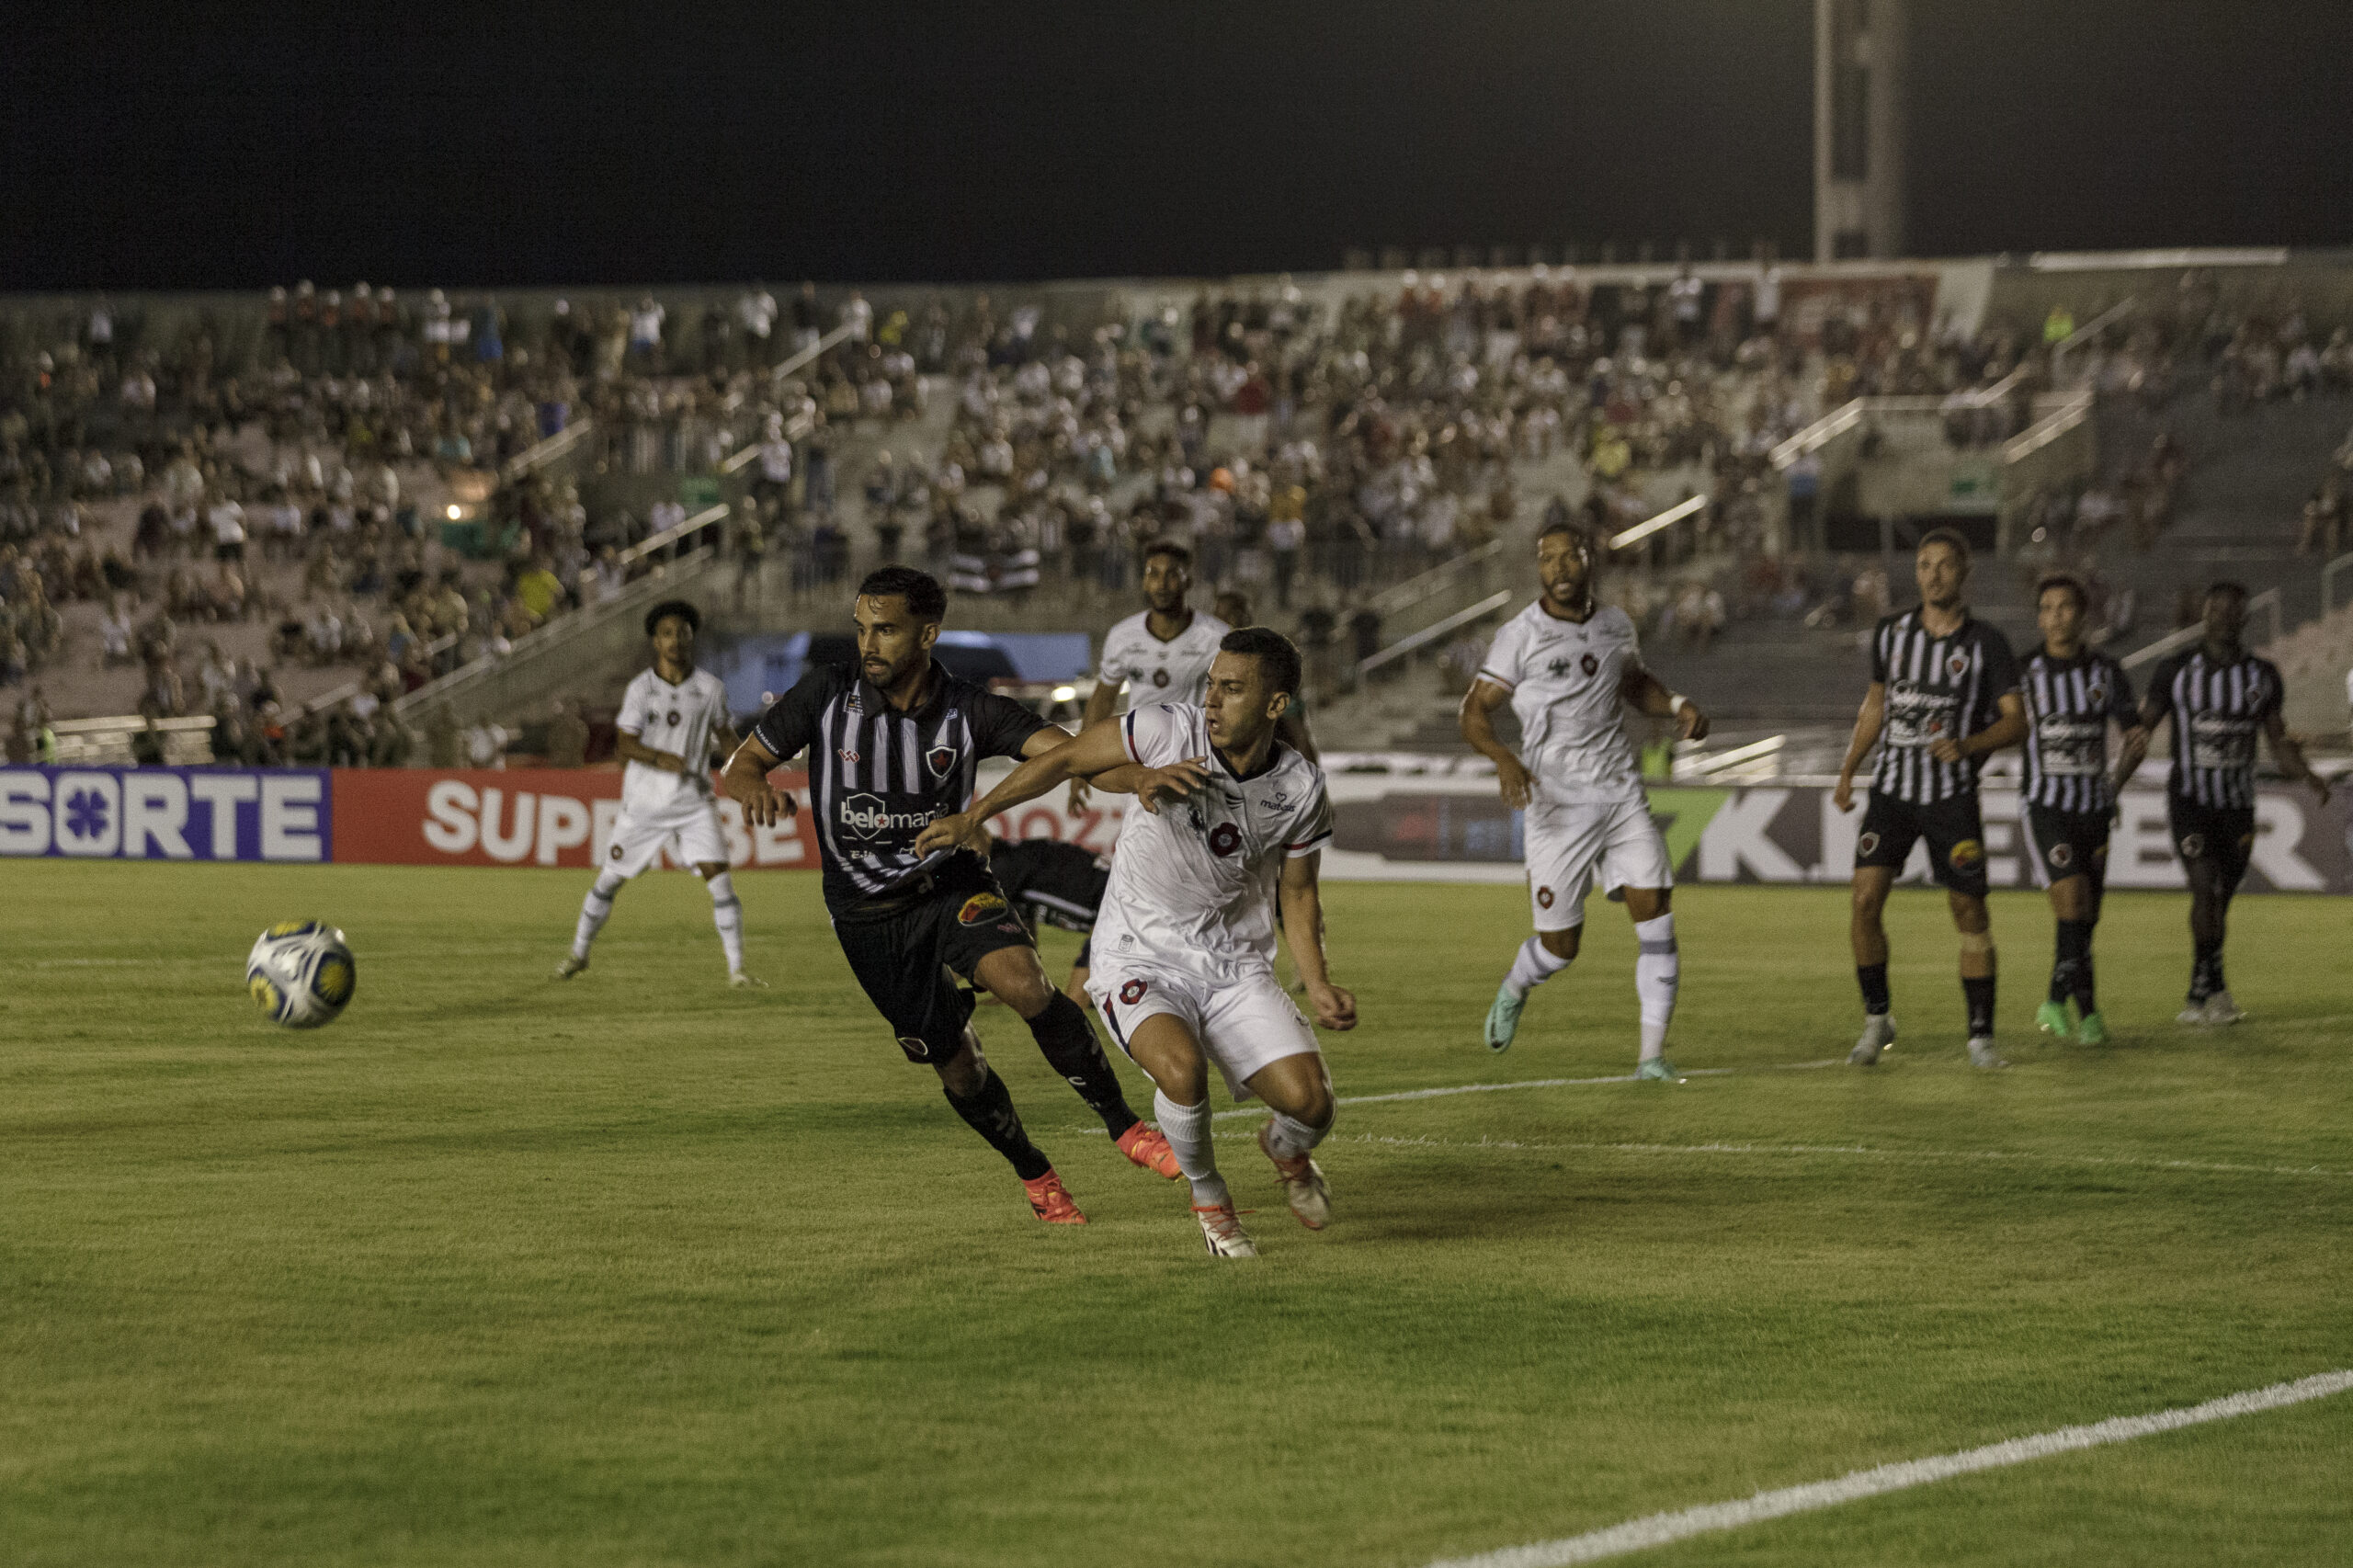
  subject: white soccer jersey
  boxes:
[1477,600,1645,805]
[1097,609,1232,710]
[616,666,733,810]
[1091,702,1333,981]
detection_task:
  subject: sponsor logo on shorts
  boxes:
[926,744,958,778]
[996,923,1023,935]
[1119,978,1148,1005]
[1208,822,1242,857]
[836,792,936,838]
[1949,839,1984,871]
[1858,831,1881,858]
[2049,842,2073,868]
[2179,832,2205,858]
[896,1034,931,1061]
[1536,885,1555,909]
[609,842,624,859]
[1581,653,1599,676]
[958,892,1008,926]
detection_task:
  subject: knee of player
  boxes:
[1539,927,1581,961]
[1291,1080,1336,1129]
[1949,892,1991,933]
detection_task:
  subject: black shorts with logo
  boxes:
[831,858,1036,1064]
[2166,792,2256,890]
[1855,790,1990,898]
[2020,804,2111,891]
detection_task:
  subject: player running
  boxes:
[2018,574,2144,1045]
[1460,522,1709,1079]
[556,599,760,987]
[2121,582,2331,1025]
[987,835,1110,1008]
[1835,529,2026,1069]
[918,628,1353,1259]
[720,567,1180,1226]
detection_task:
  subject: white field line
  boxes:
[1208,1059,1844,1121]
[1421,1369,2353,1568]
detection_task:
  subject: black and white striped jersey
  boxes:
[2019,649,2138,813]
[1868,608,2022,804]
[2143,646,2282,809]
[752,660,1051,911]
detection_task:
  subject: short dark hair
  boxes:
[2034,573,2088,610]
[2206,580,2249,603]
[643,599,700,637]
[1916,527,1972,565]
[1142,540,1193,569]
[857,565,947,622]
[1219,626,1302,699]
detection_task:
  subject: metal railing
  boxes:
[2323,550,2353,616]
[1351,589,1512,687]
[2002,388,2095,464]
[1368,539,1505,615]
[1609,493,1706,551]
[718,323,857,475]
[500,416,597,485]
[618,503,730,568]
[2120,587,2283,670]
[2047,297,2138,381]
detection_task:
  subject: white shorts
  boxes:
[1524,794,1672,930]
[1088,962,1319,1104]
[605,790,729,878]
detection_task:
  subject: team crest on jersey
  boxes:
[2088,683,2106,704]
[1858,832,1881,857]
[666,710,681,726]
[1948,653,1968,677]
[926,744,958,777]
[1536,885,1555,909]
[1949,838,1984,871]
[958,892,1008,926]
[1582,653,1599,676]
[1118,978,1148,1006]
[2179,833,2205,858]
[1208,822,1242,857]
[2049,842,2073,869]
[1152,668,1171,687]
[609,842,624,860]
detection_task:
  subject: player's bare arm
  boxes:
[1834,682,1887,812]
[2263,711,2333,805]
[1279,850,1356,1032]
[1930,691,2026,764]
[1461,677,1533,808]
[1067,678,1122,811]
[915,721,1208,856]
[613,729,688,773]
[721,733,797,826]
[2109,721,2154,802]
[1620,663,1709,742]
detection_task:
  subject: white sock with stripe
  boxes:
[1634,912,1679,1061]
[1153,1088,1226,1207]
[707,871,745,974]
[1506,935,1571,999]
[572,871,625,959]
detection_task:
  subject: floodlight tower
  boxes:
[1814,0,1906,260]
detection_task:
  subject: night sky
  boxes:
[6,2,2350,292]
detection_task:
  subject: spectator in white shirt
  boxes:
[208,494,247,563]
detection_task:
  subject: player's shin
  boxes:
[1505,935,1570,999]
[572,871,625,958]
[1028,994,1139,1137]
[2051,918,2091,1008]
[943,1062,1053,1182]
[706,870,745,975]
[1633,913,1678,1062]
[1152,1088,1226,1206]
[1960,930,1996,1039]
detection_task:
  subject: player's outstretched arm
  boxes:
[1620,663,1710,741]
[1833,682,1887,812]
[1460,678,1534,809]
[1067,678,1122,812]
[1279,852,1356,1031]
[914,721,1204,856]
[614,729,687,773]
[721,733,797,826]
[2263,711,2333,805]
[1933,691,2026,764]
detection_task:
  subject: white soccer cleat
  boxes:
[1192,1201,1259,1258]
[1849,1013,1896,1066]
[2200,991,2245,1026]
[553,954,589,980]
[1967,1037,2008,1071]
[2177,1002,2211,1027]
[1258,1122,1331,1231]
[728,971,767,989]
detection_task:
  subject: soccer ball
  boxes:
[246,921,358,1028]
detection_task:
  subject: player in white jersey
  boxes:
[919,627,1353,1258]
[1461,523,1708,1076]
[1070,540,1230,811]
[555,600,761,986]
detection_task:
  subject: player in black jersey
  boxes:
[2121,583,2332,1025]
[987,835,1110,1006]
[721,567,1182,1224]
[1834,529,2026,1069]
[2017,574,2143,1046]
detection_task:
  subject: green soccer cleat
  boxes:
[1483,983,1525,1053]
[1635,1058,1682,1083]
[2034,1000,2075,1040]
[2075,1010,2109,1046]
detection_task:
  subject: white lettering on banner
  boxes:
[2109,790,2187,889]
[753,813,803,863]
[258,775,324,861]
[0,771,51,855]
[123,773,193,858]
[535,795,592,866]
[479,789,535,862]
[53,772,120,857]
[1815,790,1858,881]
[1699,790,1805,881]
[188,774,259,858]
[424,780,478,853]
[718,799,754,865]
[2251,796,2323,891]
[591,798,622,863]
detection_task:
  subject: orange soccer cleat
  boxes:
[1115,1123,1184,1180]
[1021,1169,1088,1224]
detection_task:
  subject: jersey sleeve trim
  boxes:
[1284,830,1334,858]
[1120,709,1141,763]
[1474,666,1518,691]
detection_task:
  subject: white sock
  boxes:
[1154,1088,1226,1206]
[1505,934,1571,999]
[1634,912,1679,1061]
[707,870,745,974]
[1265,1110,1331,1160]
[572,871,625,958]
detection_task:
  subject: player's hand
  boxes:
[1676,700,1710,743]
[1305,981,1358,1031]
[657,749,689,774]
[1833,774,1857,812]
[1132,757,1211,813]
[725,769,798,827]
[1495,755,1535,811]
[913,811,986,858]
[1066,776,1093,813]
[1927,736,1964,764]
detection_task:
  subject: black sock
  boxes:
[1027,993,1139,1138]
[2188,937,2223,1002]
[1962,974,1995,1039]
[943,1066,1053,1181]
[2052,919,2091,1008]
[1857,962,1892,1016]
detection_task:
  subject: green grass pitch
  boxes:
[3,862,2348,1566]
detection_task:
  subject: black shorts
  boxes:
[832,869,1036,1064]
[1855,790,1989,898]
[1073,935,1092,970]
[2020,804,2111,890]
[2167,793,2255,889]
